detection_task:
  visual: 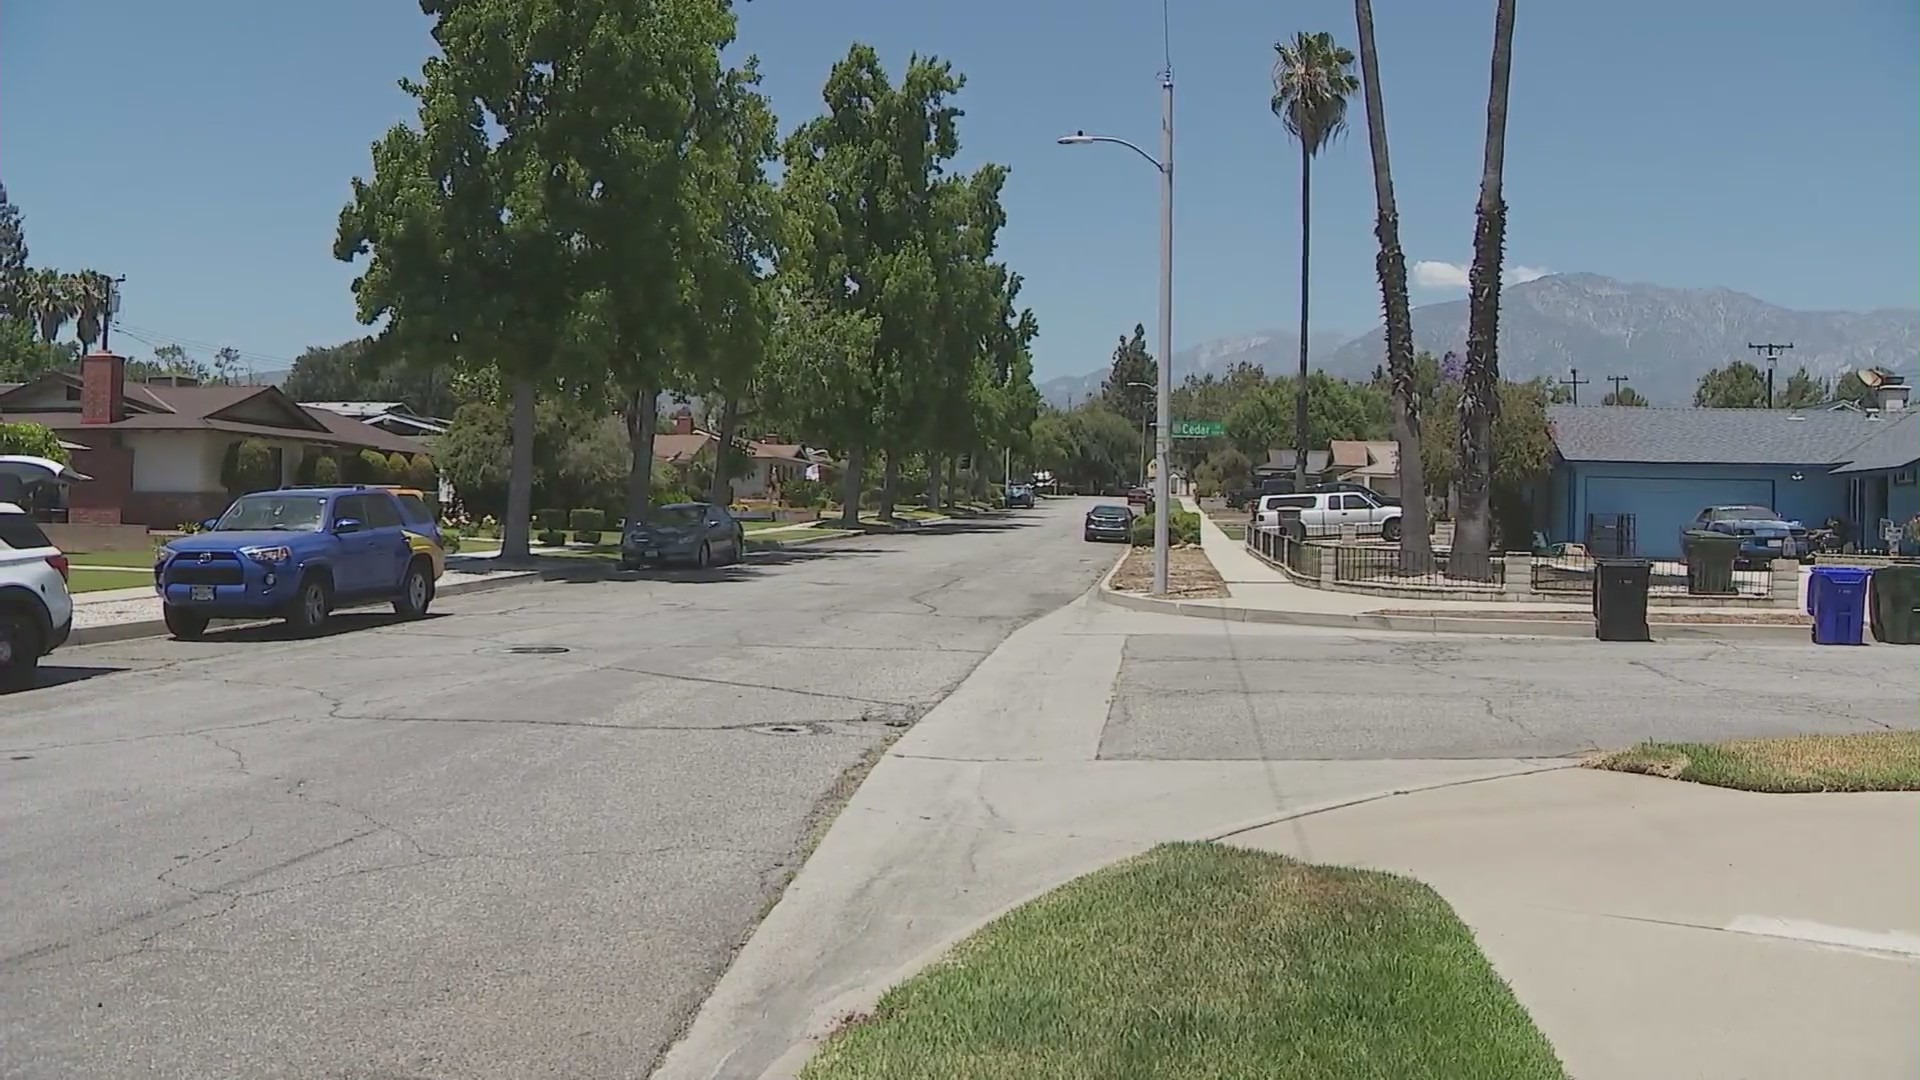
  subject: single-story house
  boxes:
[1328,440,1400,499]
[0,350,430,527]
[654,410,825,501]
[1254,449,1333,482]
[1547,394,1919,558]
[301,400,450,437]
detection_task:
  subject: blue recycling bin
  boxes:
[1808,566,1870,645]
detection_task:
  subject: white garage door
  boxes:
[1583,476,1776,559]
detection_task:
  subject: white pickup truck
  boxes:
[1254,490,1404,542]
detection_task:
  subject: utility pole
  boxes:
[1606,374,1630,403]
[1748,342,1794,408]
[101,275,127,352]
[1558,367,1590,405]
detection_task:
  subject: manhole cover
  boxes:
[505,645,571,655]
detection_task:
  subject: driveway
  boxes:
[0,503,1113,1080]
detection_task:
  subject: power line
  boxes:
[1748,342,1793,409]
[1606,374,1631,401]
[1558,367,1590,406]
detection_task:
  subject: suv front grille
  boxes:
[163,553,245,586]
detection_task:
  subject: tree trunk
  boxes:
[1452,0,1516,582]
[624,382,659,535]
[501,377,536,562]
[879,451,899,521]
[926,451,943,509]
[946,456,958,507]
[1294,142,1312,494]
[840,443,864,527]
[707,395,739,509]
[1354,0,1432,574]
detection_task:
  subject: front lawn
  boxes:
[68,567,154,593]
[68,548,163,569]
[802,843,1564,1080]
[1592,731,1920,793]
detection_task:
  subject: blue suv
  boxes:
[155,487,436,640]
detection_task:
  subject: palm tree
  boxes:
[1351,0,1433,572]
[1452,0,1518,580]
[24,268,73,345]
[1271,31,1358,493]
[70,271,112,353]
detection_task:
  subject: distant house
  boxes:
[1547,390,1919,558]
[300,401,450,438]
[1254,449,1332,482]
[0,351,429,527]
[654,410,825,501]
[1328,440,1400,499]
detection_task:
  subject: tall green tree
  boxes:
[1352,0,1432,572]
[70,271,111,353]
[1272,30,1358,491]
[0,183,26,321]
[1453,0,1518,581]
[23,269,72,345]
[777,45,969,524]
[1693,361,1770,408]
[1098,324,1157,430]
[1775,366,1826,409]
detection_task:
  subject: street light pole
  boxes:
[1059,67,1176,595]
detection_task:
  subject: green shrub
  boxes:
[653,489,692,508]
[441,527,464,554]
[780,477,826,508]
[1131,509,1202,547]
[311,455,341,485]
[406,454,438,492]
[0,421,68,463]
[568,508,605,532]
[386,452,411,483]
[537,527,567,546]
[573,529,603,545]
[536,507,568,531]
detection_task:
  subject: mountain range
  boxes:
[1037,273,1920,408]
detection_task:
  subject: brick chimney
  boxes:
[672,408,695,435]
[80,349,127,425]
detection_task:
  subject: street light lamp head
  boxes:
[1056,131,1093,145]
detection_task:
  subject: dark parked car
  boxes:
[620,502,745,570]
[1084,504,1135,543]
[1681,505,1807,565]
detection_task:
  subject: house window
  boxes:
[1894,468,1915,487]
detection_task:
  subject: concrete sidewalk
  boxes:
[1235,768,1920,1080]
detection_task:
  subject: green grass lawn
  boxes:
[1592,731,1920,793]
[68,566,154,593]
[802,843,1565,1080]
[68,548,164,569]
[1216,523,1247,541]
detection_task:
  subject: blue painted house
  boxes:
[1547,403,1920,558]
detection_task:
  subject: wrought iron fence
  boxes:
[1330,544,1506,589]
[1530,553,1773,598]
[1245,525,1320,578]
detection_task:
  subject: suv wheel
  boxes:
[163,607,209,641]
[286,576,331,636]
[393,561,433,620]
[695,541,711,569]
[0,613,40,691]
[1381,518,1404,543]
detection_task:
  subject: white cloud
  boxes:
[1411,260,1553,290]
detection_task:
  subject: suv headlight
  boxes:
[240,545,293,564]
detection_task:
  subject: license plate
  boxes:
[644,549,659,559]
[1765,538,1781,548]
[190,585,215,601]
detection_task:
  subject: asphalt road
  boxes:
[0,503,1114,1080]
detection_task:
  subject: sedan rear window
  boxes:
[0,513,53,551]
[1089,506,1131,519]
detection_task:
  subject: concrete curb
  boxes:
[67,571,543,648]
[1093,575,1815,642]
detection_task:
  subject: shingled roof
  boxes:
[1546,405,1910,468]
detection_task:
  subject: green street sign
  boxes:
[1172,420,1226,439]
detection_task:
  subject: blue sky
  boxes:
[3,0,1915,383]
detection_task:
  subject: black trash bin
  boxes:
[1593,557,1652,642]
[1870,563,1920,645]
[1683,531,1739,595]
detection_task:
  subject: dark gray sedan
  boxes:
[1083,504,1135,543]
[621,502,745,570]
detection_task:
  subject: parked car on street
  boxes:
[1125,486,1152,507]
[621,502,745,570]
[1083,504,1135,543]
[1005,483,1035,509]
[1254,489,1404,542]
[1681,505,1807,565]
[0,501,73,689]
[155,486,437,640]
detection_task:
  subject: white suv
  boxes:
[0,501,74,689]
